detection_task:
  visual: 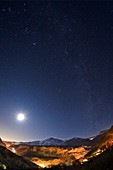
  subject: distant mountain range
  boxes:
[15,129,106,147]
[23,137,64,146]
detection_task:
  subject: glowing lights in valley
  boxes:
[38,164,46,168]
[11,147,16,153]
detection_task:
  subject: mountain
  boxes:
[0,138,6,147]
[84,125,113,158]
[19,137,93,147]
[5,137,96,148]
[20,132,106,147]
[81,145,113,170]
[0,145,38,169]
[69,130,107,148]
[24,137,64,146]
[40,137,64,146]
[95,125,113,148]
[0,139,38,169]
[5,130,107,148]
[63,137,93,147]
[22,140,40,146]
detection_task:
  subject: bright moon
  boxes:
[17,113,25,121]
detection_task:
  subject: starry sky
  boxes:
[0,1,113,142]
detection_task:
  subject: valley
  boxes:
[1,125,113,169]
[7,145,89,167]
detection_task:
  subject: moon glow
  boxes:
[17,113,25,121]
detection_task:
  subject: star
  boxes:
[33,42,36,46]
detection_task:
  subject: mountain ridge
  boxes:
[4,127,110,147]
[0,145,38,169]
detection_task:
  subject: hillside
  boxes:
[0,138,6,147]
[0,145,38,169]
[85,125,113,158]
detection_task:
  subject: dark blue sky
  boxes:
[0,1,113,141]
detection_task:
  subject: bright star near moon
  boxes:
[17,113,25,121]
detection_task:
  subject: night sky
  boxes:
[0,1,113,141]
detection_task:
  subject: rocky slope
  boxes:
[0,145,38,169]
[0,138,6,147]
[85,125,113,158]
